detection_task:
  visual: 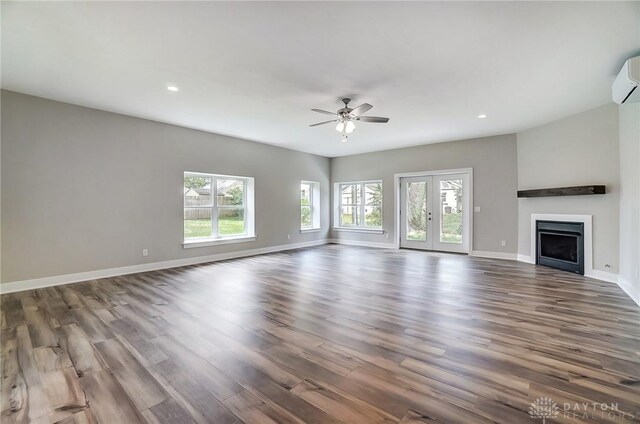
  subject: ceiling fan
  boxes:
[310,98,389,142]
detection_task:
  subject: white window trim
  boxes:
[333,180,383,231]
[301,180,321,231]
[332,227,384,234]
[183,236,257,249]
[183,171,255,247]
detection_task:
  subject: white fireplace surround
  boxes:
[522,213,600,279]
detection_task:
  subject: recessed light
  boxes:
[167,85,179,92]
[477,114,487,119]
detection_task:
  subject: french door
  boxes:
[400,172,470,253]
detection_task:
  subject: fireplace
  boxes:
[536,220,584,275]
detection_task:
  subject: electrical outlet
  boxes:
[474,206,481,212]
[385,232,390,239]
[287,234,290,240]
[501,240,507,247]
[142,248,149,257]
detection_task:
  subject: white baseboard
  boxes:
[517,254,535,264]
[327,238,396,249]
[617,277,640,308]
[515,254,620,285]
[585,269,618,284]
[471,250,517,260]
[0,239,329,294]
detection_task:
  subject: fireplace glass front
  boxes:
[536,220,584,275]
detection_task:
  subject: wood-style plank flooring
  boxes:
[1,244,639,423]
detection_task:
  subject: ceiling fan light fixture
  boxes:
[345,120,356,134]
[311,98,388,142]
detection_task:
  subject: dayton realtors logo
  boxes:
[529,397,560,423]
[529,397,637,422]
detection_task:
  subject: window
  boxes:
[301,181,320,231]
[335,181,382,230]
[183,172,255,246]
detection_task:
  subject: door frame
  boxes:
[393,168,474,253]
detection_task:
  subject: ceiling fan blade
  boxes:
[356,116,389,123]
[311,109,337,116]
[309,120,337,127]
[350,103,373,116]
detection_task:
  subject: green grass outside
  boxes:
[184,217,245,238]
[407,231,426,241]
[441,213,462,243]
[340,213,355,226]
[184,213,456,241]
[340,211,381,227]
[406,213,462,243]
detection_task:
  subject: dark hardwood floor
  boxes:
[1,244,639,423]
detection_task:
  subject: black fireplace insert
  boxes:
[536,220,584,275]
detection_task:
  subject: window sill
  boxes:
[183,236,256,249]
[300,228,322,234]
[332,227,384,234]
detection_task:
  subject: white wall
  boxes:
[516,103,620,275]
[330,134,519,255]
[618,101,640,305]
[1,91,330,283]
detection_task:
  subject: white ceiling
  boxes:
[3,2,639,157]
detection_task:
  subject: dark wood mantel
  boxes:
[517,185,606,198]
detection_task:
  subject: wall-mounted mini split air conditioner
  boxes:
[612,56,640,104]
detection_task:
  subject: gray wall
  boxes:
[1,90,630,290]
[516,103,620,273]
[1,91,330,283]
[330,135,519,254]
[618,101,640,303]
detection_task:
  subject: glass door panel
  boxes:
[407,182,427,241]
[432,174,469,253]
[400,177,432,249]
[438,178,463,244]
